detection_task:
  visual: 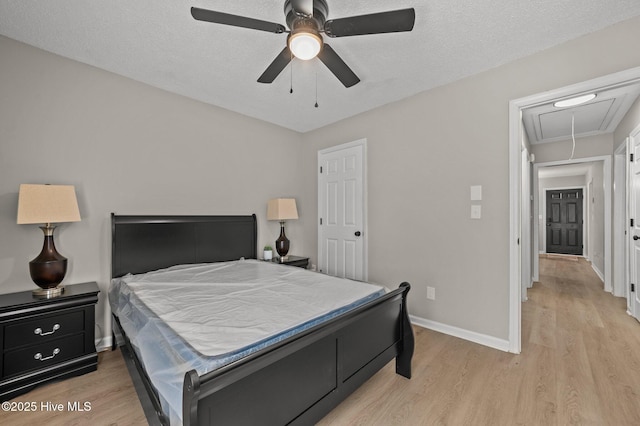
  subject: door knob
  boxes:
[355,231,361,237]
[634,235,640,241]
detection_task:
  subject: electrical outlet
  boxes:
[427,286,436,300]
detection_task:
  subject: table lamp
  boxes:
[267,198,298,261]
[17,184,81,297]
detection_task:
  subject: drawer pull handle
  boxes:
[34,348,60,361]
[34,324,61,336]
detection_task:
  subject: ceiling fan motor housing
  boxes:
[288,18,323,43]
[284,0,328,29]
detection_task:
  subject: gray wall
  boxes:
[299,16,640,341]
[588,164,606,275]
[532,134,614,164]
[0,36,305,344]
[3,14,640,347]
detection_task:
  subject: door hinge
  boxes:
[320,166,323,173]
[631,153,635,162]
[632,218,635,227]
[632,283,636,292]
[320,218,323,225]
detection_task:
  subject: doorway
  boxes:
[532,159,608,286]
[628,126,640,321]
[509,66,640,353]
[613,141,629,299]
[317,139,368,281]
[545,188,584,255]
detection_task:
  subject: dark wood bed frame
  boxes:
[110,213,414,426]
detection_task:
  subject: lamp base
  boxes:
[32,285,65,299]
[29,225,68,293]
[275,221,290,258]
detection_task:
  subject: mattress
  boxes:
[109,259,386,425]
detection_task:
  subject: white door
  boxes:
[613,142,628,298]
[521,148,532,301]
[630,132,640,321]
[318,140,366,281]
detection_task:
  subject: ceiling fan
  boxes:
[191,0,415,88]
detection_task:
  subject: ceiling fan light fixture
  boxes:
[288,30,322,60]
[553,93,597,108]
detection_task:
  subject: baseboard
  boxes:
[591,263,604,283]
[410,315,511,353]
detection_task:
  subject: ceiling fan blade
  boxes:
[191,7,286,34]
[324,8,415,37]
[258,47,293,83]
[317,44,360,88]
[291,0,314,16]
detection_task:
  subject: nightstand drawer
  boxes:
[3,334,85,378]
[283,258,309,268]
[270,255,309,268]
[5,310,84,348]
[0,282,99,401]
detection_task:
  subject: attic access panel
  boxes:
[522,82,640,144]
[538,99,614,140]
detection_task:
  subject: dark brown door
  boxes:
[546,189,583,255]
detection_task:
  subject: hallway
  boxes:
[521,254,640,424]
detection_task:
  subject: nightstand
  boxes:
[272,255,309,269]
[0,282,99,401]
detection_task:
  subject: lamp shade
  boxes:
[267,198,298,221]
[17,184,81,225]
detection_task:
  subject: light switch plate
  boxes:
[471,205,482,219]
[470,185,482,201]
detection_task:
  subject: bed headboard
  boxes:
[111,214,257,278]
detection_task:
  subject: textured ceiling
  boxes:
[2,1,640,133]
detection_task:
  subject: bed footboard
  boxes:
[396,282,414,378]
[183,283,413,426]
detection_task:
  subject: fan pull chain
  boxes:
[290,53,294,94]
[315,72,319,108]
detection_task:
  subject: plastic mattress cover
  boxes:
[109,259,386,425]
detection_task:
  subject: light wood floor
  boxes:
[2,255,639,425]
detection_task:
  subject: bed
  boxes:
[110,213,414,426]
